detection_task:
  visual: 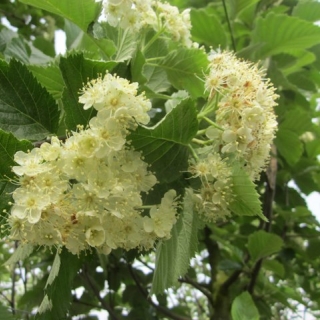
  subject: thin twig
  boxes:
[222,0,236,51]
[178,276,214,307]
[81,267,120,320]
[128,264,191,320]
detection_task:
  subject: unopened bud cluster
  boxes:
[8,73,178,255]
[103,0,192,47]
[189,51,278,222]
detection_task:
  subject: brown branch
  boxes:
[128,264,191,320]
[178,276,214,307]
[81,267,121,320]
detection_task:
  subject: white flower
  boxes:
[85,226,106,247]
[11,189,50,224]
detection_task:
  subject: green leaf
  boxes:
[160,47,208,98]
[59,53,116,130]
[275,129,303,166]
[262,259,285,278]
[229,165,264,221]
[28,64,64,100]
[231,291,260,320]
[45,250,61,289]
[0,59,60,140]
[129,99,198,183]
[20,0,101,32]
[292,1,320,22]
[4,243,34,266]
[36,249,81,320]
[190,9,227,48]
[94,22,137,62]
[65,20,116,60]
[281,109,312,135]
[251,12,320,59]
[247,230,284,263]
[151,189,200,294]
[3,35,30,64]
[226,0,259,19]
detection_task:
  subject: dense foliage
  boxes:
[0,0,320,319]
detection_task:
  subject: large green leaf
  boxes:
[36,249,81,320]
[251,12,320,59]
[151,189,200,294]
[0,59,60,140]
[231,291,260,320]
[159,47,208,98]
[129,99,198,183]
[190,9,227,48]
[229,165,265,220]
[247,230,284,263]
[59,53,117,130]
[20,0,101,32]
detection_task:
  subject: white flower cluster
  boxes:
[8,73,178,255]
[189,51,278,222]
[189,149,233,222]
[103,0,192,47]
[205,51,278,180]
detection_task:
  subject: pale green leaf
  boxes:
[278,50,316,76]
[275,129,303,166]
[4,37,30,64]
[151,189,200,294]
[292,1,320,22]
[28,64,64,100]
[0,59,60,140]
[94,22,137,62]
[229,166,264,221]
[141,34,170,93]
[4,243,34,266]
[190,9,227,48]
[262,259,285,278]
[36,249,81,320]
[251,12,320,59]
[160,47,208,98]
[38,295,52,314]
[45,250,61,289]
[129,99,198,183]
[226,0,259,18]
[64,20,116,59]
[20,0,101,32]
[231,291,260,320]
[248,230,284,263]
